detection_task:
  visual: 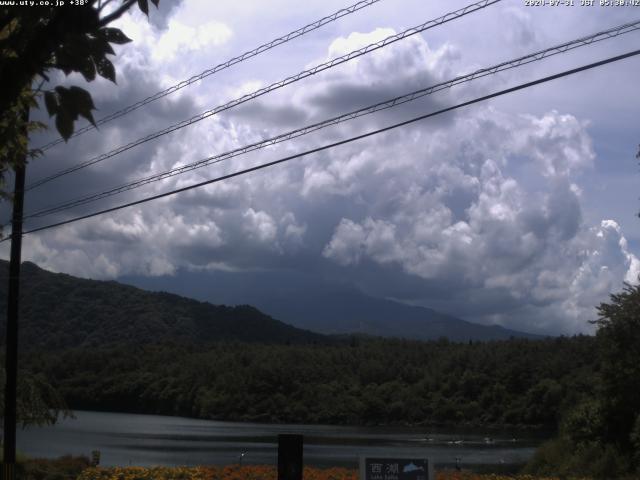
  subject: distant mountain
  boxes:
[121,268,543,342]
[0,260,327,350]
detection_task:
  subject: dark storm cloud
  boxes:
[19,59,202,232]
[224,101,310,131]
[3,1,639,336]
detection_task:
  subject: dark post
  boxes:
[2,110,28,480]
[277,434,303,480]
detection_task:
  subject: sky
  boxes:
[2,0,640,335]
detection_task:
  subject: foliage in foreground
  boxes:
[76,465,593,480]
[525,282,640,478]
[524,437,635,479]
[0,364,71,428]
[15,455,91,480]
[77,465,357,480]
[0,1,160,204]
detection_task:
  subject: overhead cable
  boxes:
[13,48,640,239]
[25,0,501,191]
[23,19,640,220]
[35,0,385,152]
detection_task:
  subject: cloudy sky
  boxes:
[2,0,640,335]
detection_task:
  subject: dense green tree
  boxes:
[631,415,640,465]
[528,282,640,477]
[0,365,69,428]
[592,282,640,454]
[560,398,606,447]
[1,1,160,431]
[0,0,159,197]
[19,336,599,428]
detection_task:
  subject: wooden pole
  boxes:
[2,109,28,480]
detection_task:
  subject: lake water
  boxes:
[18,411,544,469]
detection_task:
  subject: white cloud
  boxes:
[281,212,306,244]
[322,218,367,266]
[243,208,278,245]
[317,98,635,333]
[511,111,594,177]
[154,19,232,62]
[8,2,640,336]
[500,7,538,47]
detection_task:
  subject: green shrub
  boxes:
[19,455,91,480]
[631,414,640,471]
[560,398,606,446]
[525,437,632,479]
[524,437,573,477]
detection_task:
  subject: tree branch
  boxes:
[98,0,137,27]
[97,0,117,13]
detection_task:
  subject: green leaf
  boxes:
[54,87,80,122]
[26,94,39,109]
[150,0,159,6]
[55,110,74,141]
[90,37,115,56]
[96,57,116,83]
[99,27,132,45]
[64,86,96,126]
[78,56,96,82]
[67,86,95,109]
[43,91,58,116]
[53,37,93,77]
[137,0,149,16]
[78,109,96,127]
[27,121,47,133]
[56,61,74,76]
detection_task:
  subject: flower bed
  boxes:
[77,465,356,480]
[76,465,589,480]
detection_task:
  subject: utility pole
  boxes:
[278,434,303,480]
[2,109,28,480]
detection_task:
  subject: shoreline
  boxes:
[56,408,556,435]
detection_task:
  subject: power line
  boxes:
[25,0,501,191]
[13,48,640,239]
[34,0,385,153]
[22,19,640,220]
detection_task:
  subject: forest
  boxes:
[2,261,639,477]
[0,260,330,349]
[23,336,596,428]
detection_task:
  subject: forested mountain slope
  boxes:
[0,261,327,349]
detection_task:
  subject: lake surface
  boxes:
[18,411,544,468]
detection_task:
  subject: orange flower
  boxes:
[77,464,590,480]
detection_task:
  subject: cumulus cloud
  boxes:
[322,218,400,266]
[4,1,639,336]
[500,7,538,48]
[316,102,634,334]
[153,19,232,62]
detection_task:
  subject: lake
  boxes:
[18,410,545,469]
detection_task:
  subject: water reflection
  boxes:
[18,410,546,468]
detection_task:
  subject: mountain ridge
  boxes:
[0,260,542,347]
[121,267,544,341]
[0,260,327,349]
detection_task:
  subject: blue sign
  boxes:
[360,457,433,480]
